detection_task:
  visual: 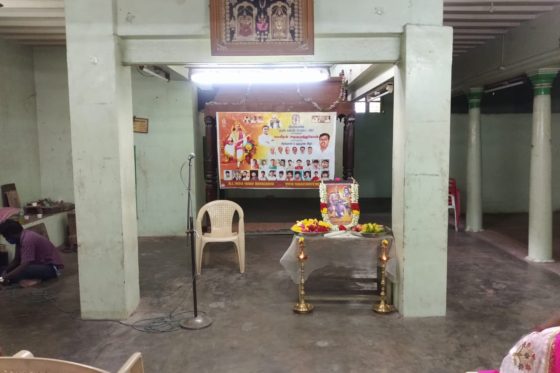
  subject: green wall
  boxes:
[450,113,560,213]
[33,47,74,203]
[354,110,393,198]
[131,69,199,236]
[31,48,201,236]
[354,109,560,212]
[0,40,40,204]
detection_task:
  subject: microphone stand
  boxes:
[180,155,213,330]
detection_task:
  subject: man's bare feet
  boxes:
[19,279,41,288]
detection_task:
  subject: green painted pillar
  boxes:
[527,68,559,262]
[65,0,140,319]
[466,87,483,232]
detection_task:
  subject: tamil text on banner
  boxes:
[217,112,336,189]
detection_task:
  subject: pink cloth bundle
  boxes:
[551,332,560,372]
[0,207,19,224]
[498,327,560,372]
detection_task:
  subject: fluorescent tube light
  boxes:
[369,83,393,99]
[484,80,524,93]
[140,65,170,82]
[190,68,329,85]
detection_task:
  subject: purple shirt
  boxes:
[19,230,64,268]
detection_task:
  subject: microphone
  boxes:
[188,153,195,160]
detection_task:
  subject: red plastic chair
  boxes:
[448,179,461,231]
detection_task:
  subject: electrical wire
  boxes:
[179,160,188,189]
[0,282,195,334]
[0,161,199,334]
[118,310,196,333]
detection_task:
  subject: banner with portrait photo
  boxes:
[217,112,336,189]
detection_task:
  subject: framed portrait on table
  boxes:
[319,180,360,230]
[209,0,314,56]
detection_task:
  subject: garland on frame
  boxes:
[319,178,359,231]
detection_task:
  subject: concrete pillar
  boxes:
[465,87,484,232]
[392,25,453,317]
[65,0,140,319]
[527,68,559,262]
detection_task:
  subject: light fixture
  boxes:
[139,65,170,82]
[369,83,393,99]
[484,80,524,93]
[190,68,329,85]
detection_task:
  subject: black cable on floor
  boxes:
[0,283,195,334]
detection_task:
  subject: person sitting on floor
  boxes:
[0,220,63,287]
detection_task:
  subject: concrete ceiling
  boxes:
[0,0,559,55]
[444,0,560,56]
[0,0,65,46]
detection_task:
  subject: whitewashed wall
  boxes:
[0,41,40,204]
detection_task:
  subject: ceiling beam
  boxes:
[19,40,65,45]
[454,34,497,39]
[444,0,560,3]
[445,13,538,20]
[0,9,64,17]
[453,40,486,44]
[0,0,64,8]
[2,33,65,40]
[0,26,64,33]
[445,21,522,27]
[0,18,65,27]
[453,28,510,34]
[444,5,555,12]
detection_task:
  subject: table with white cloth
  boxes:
[279,231,397,304]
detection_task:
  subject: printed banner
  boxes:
[217,112,336,189]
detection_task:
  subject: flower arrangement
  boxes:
[291,218,332,234]
[319,179,360,231]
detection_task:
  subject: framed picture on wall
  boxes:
[133,117,149,133]
[319,180,360,230]
[209,0,314,56]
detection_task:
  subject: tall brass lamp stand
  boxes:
[373,239,395,314]
[293,237,314,314]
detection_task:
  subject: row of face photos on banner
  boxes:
[217,111,336,189]
[217,111,359,228]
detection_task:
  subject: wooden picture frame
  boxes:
[133,117,149,134]
[210,0,314,56]
[319,180,360,230]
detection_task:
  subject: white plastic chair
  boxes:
[195,200,245,275]
[0,351,144,373]
[116,353,144,373]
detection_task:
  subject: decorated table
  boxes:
[279,230,397,314]
[279,180,397,314]
[279,231,397,284]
